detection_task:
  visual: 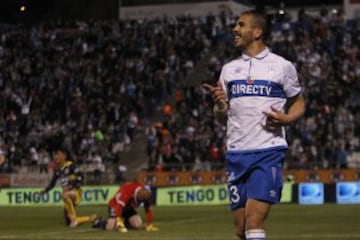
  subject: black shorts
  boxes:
[108,206,138,228]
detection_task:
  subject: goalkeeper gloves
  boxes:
[146,224,159,232]
[116,217,128,233]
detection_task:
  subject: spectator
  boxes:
[91,151,103,185]
[38,147,51,174]
[127,111,138,142]
[29,146,39,172]
[335,142,349,169]
[0,144,6,172]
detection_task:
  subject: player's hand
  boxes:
[263,106,290,131]
[146,224,159,232]
[203,82,226,104]
[116,218,128,233]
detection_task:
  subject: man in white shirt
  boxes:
[204,9,305,240]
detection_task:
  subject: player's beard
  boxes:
[234,33,253,49]
[234,26,258,48]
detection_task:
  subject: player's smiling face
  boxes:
[232,14,257,49]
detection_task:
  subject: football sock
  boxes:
[245,229,266,240]
[76,216,92,225]
[92,218,107,230]
[63,198,76,220]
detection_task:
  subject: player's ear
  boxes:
[254,27,263,40]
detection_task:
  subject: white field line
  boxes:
[1,233,360,240]
[160,215,218,224]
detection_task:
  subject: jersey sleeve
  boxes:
[283,61,302,98]
[44,170,59,192]
[218,66,229,101]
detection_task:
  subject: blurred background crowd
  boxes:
[146,8,360,172]
[0,2,359,179]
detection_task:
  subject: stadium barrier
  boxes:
[0,182,359,206]
[0,183,291,206]
[155,183,293,206]
[0,186,119,206]
[295,181,360,205]
[136,169,360,187]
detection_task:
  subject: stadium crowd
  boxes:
[0,14,218,174]
[0,8,359,175]
[145,9,360,171]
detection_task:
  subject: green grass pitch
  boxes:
[0,204,359,240]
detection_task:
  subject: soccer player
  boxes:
[203,9,305,240]
[40,147,97,227]
[92,182,158,232]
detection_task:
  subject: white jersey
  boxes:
[219,47,301,152]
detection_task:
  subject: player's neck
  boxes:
[58,160,66,168]
[244,42,266,58]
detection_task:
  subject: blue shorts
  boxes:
[226,148,285,210]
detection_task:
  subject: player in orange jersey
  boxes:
[92,182,158,232]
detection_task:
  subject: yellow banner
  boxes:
[157,184,229,206]
[0,186,119,206]
[156,182,293,206]
[281,182,292,203]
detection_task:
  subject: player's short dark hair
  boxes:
[241,9,270,40]
[54,145,73,160]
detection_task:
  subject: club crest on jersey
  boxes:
[227,171,235,182]
[246,76,254,84]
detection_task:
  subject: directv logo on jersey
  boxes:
[231,83,272,96]
[228,79,285,99]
